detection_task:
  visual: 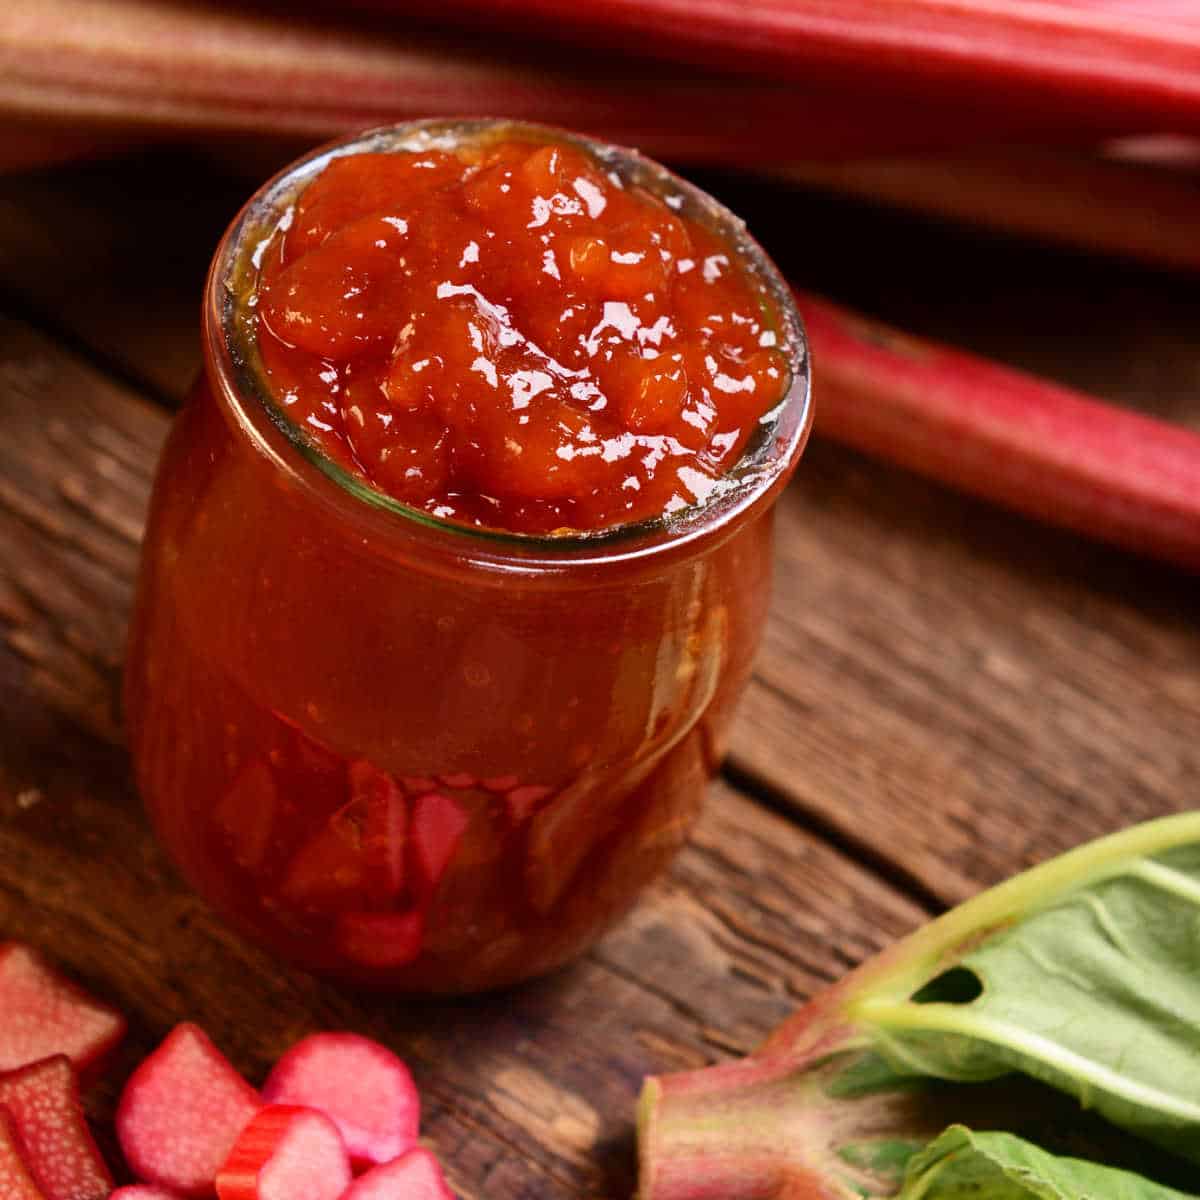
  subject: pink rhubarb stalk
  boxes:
[0,0,1180,171]
[796,290,1200,572]
[352,0,1200,144]
[778,150,1200,275]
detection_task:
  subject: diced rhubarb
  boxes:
[503,785,553,826]
[797,289,1200,572]
[0,943,125,1075]
[408,794,469,899]
[0,1056,111,1200]
[281,767,407,912]
[347,761,408,897]
[261,1034,419,1168]
[215,1106,350,1200]
[110,1189,184,1200]
[334,911,425,970]
[279,818,371,912]
[116,1024,261,1197]
[0,1109,45,1200]
[338,1149,453,1200]
[214,761,278,870]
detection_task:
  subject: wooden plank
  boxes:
[729,442,1200,905]
[0,312,925,1197]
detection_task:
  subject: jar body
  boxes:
[125,373,777,991]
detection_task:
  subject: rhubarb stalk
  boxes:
[1,0,1190,172]
[777,150,1200,274]
[639,813,1200,1200]
[796,290,1200,572]
[350,0,1200,145]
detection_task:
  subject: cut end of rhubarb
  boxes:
[334,911,424,970]
[0,943,126,1076]
[0,1108,46,1200]
[261,1034,419,1168]
[116,1024,261,1197]
[340,1149,454,1200]
[0,1055,113,1200]
[216,1105,350,1200]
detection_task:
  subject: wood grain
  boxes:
[732,444,1200,905]
[0,310,925,1198]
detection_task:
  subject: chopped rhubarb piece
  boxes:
[215,1106,350,1200]
[279,818,370,912]
[347,761,408,897]
[0,1109,45,1200]
[261,1034,419,1168]
[0,1056,111,1200]
[409,794,469,899]
[399,778,436,795]
[215,761,278,870]
[110,1189,183,1200]
[0,943,125,1075]
[281,768,408,913]
[436,773,476,790]
[338,1149,453,1200]
[503,785,553,825]
[116,1024,261,1197]
[335,911,425,970]
[480,774,519,793]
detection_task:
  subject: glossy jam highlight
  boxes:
[253,139,788,533]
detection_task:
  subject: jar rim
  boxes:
[204,118,812,570]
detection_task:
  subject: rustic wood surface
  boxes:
[0,147,1197,1198]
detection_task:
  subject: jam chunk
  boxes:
[255,135,787,534]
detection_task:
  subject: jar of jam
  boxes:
[125,120,811,992]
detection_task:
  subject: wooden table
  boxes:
[0,147,1197,1199]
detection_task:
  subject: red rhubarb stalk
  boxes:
[350,0,1200,142]
[777,150,1200,275]
[796,290,1200,572]
[0,0,1180,171]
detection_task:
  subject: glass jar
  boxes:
[124,120,811,992]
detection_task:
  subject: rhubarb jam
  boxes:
[125,121,810,991]
[252,136,788,534]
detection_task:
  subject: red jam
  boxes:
[253,138,788,533]
[125,124,807,992]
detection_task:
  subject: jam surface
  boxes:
[254,135,788,534]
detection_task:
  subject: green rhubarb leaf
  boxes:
[638,813,1200,1200]
[850,836,1200,1159]
[899,1127,1199,1200]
